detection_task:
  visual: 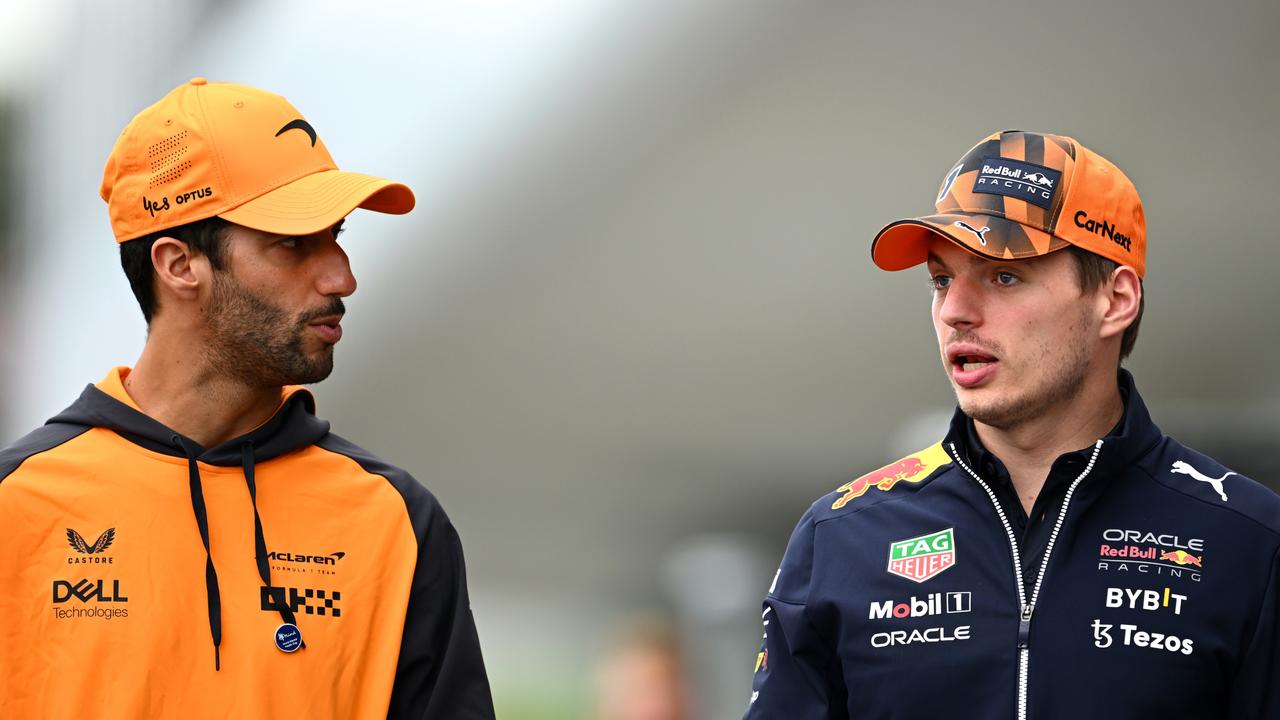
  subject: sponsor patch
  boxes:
[937,163,964,202]
[871,625,971,648]
[1097,528,1205,583]
[887,528,956,583]
[972,156,1061,209]
[50,578,130,620]
[1104,586,1187,615]
[1092,619,1194,655]
[833,443,952,510]
[1073,210,1133,253]
[869,591,971,620]
[260,585,342,618]
[1170,460,1234,503]
[66,527,117,564]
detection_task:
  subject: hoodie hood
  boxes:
[48,367,330,464]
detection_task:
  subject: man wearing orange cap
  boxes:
[744,131,1280,718]
[0,78,495,719]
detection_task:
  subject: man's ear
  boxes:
[1098,265,1141,341]
[151,237,210,305]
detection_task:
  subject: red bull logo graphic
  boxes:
[832,444,952,510]
[1160,550,1203,567]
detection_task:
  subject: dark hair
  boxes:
[1066,246,1144,362]
[119,216,233,324]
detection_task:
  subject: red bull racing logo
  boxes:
[1159,550,1202,567]
[832,444,951,510]
[1097,528,1206,583]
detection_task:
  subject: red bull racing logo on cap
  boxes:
[887,528,956,583]
[832,444,952,510]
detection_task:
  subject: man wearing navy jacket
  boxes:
[744,131,1280,719]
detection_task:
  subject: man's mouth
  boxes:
[307,315,344,344]
[946,344,999,387]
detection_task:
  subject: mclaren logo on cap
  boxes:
[275,119,318,147]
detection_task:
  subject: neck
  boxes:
[125,326,283,449]
[973,370,1123,514]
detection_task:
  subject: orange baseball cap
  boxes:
[100,77,415,243]
[871,130,1146,278]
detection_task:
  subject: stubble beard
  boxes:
[203,271,341,389]
[954,308,1095,431]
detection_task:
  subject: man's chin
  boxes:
[956,391,1023,431]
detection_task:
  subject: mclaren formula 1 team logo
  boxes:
[887,528,956,583]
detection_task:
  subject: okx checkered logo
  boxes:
[261,585,342,618]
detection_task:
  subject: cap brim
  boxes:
[871,212,1069,271]
[218,169,415,236]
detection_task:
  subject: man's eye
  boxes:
[995,271,1019,286]
[928,275,952,290]
[279,237,301,249]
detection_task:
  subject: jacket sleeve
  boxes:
[743,506,846,720]
[1228,544,1280,718]
[386,503,495,720]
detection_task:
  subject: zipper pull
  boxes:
[1018,604,1034,649]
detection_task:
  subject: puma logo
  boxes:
[1170,460,1235,502]
[953,221,990,246]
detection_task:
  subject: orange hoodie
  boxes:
[0,368,493,719]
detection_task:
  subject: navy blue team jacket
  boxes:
[745,372,1280,719]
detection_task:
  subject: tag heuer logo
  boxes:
[887,528,956,583]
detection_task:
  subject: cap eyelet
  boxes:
[234,101,244,109]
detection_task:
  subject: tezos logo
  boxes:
[972,156,1061,209]
[887,528,956,583]
[869,591,971,620]
[1091,619,1194,655]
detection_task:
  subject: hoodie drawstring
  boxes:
[175,435,223,672]
[241,442,306,649]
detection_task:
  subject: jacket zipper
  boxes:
[947,440,1103,720]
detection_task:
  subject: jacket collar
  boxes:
[944,369,1163,481]
[45,366,330,466]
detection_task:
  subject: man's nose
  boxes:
[937,275,982,329]
[316,241,357,298]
